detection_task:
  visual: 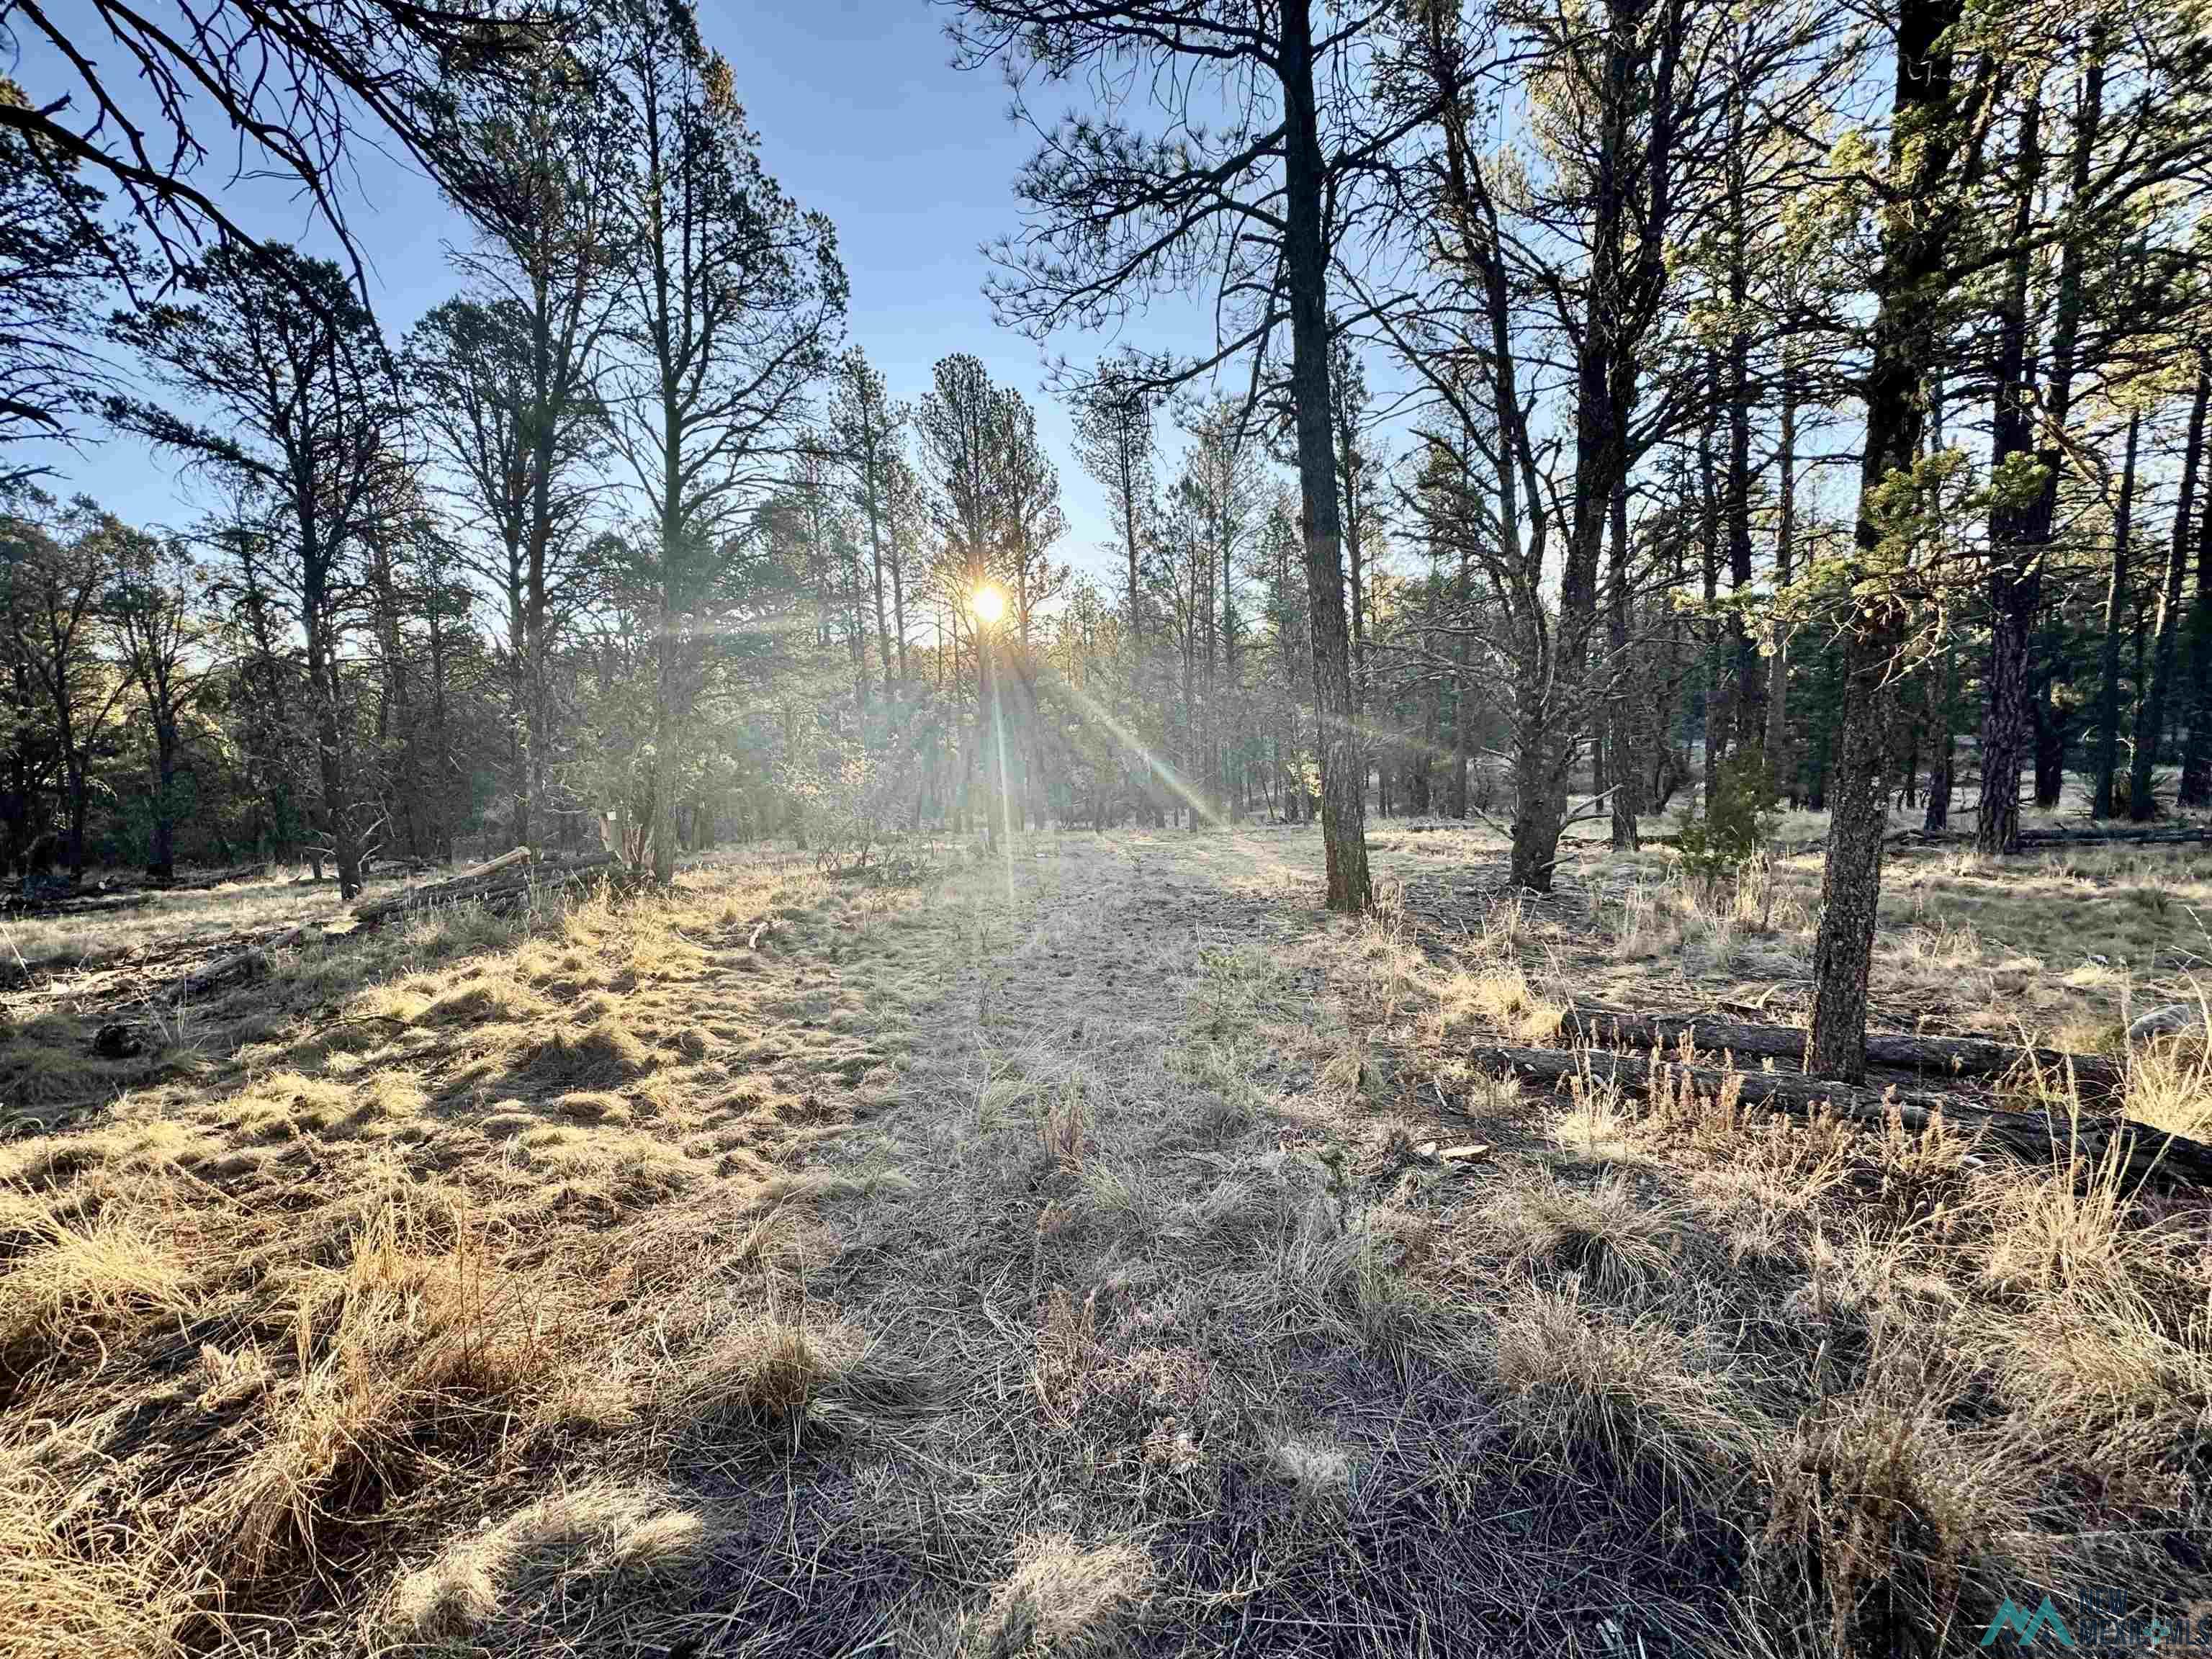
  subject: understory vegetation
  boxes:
[3,823,2206,1657]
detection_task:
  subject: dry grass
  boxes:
[961,1532,1154,1658]
[1490,1281,1755,1506]
[0,1202,197,1388]
[0,848,953,1657]
[2,822,2208,1657]
[1476,1171,1689,1292]
[0,866,338,981]
[676,1305,940,1460]
[378,1481,720,1649]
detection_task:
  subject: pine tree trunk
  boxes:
[1608,475,1640,850]
[1925,651,1955,832]
[2180,444,2212,806]
[1699,385,1722,812]
[1809,0,1965,1081]
[1511,0,1664,891]
[1974,90,2047,855]
[2092,411,2141,818]
[1282,0,1370,912]
[1766,356,1797,800]
[2131,361,2208,821]
[150,721,178,881]
[1724,99,1763,756]
[651,615,679,886]
[309,623,360,901]
[1452,540,1472,819]
[2033,671,2067,807]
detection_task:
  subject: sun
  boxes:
[972,583,1007,625]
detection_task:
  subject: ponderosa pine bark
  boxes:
[1975,88,2046,855]
[1809,0,1979,1080]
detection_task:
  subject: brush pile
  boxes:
[352,848,625,930]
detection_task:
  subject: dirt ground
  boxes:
[4,823,2208,1657]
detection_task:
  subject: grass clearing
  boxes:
[1,824,2206,1655]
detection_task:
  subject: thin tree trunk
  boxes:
[1452,538,1472,818]
[1699,378,1722,809]
[1974,87,2046,855]
[2182,426,2212,806]
[1724,84,1763,755]
[2092,410,2141,817]
[1282,0,1370,912]
[1608,473,1639,849]
[149,722,178,880]
[1766,351,1797,800]
[2131,361,2208,821]
[1925,650,1955,832]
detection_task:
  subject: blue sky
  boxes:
[22,1,1222,583]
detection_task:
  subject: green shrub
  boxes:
[1676,749,1778,887]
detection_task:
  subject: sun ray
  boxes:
[1044,672,1233,830]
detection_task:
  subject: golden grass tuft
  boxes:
[1489,1282,1754,1504]
[961,1532,1154,1659]
[675,1310,938,1459]
[518,1015,656,1089]
[1755,1356,2027,1658]
[0,1441,189,1659]
[2119,1028,2212,1140]
[0,1203,197,1388]
[420,974,554,1027]
[1444,964,1563,1043]
[217,1069,351,1139]
[210,1199,556,1584]
[380,1482,716,1648]
[1478,1172,1688,1294]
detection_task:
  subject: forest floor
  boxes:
[4,821,2210,1658]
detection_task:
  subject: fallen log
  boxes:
[1470,1043,2212,1188]
[1,891,156,920]
[352,846,533,925]
[2017,824,2211,848]
[352,849,616,927]
[171,922,315,1000]
[1557,1002,2124,1097]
